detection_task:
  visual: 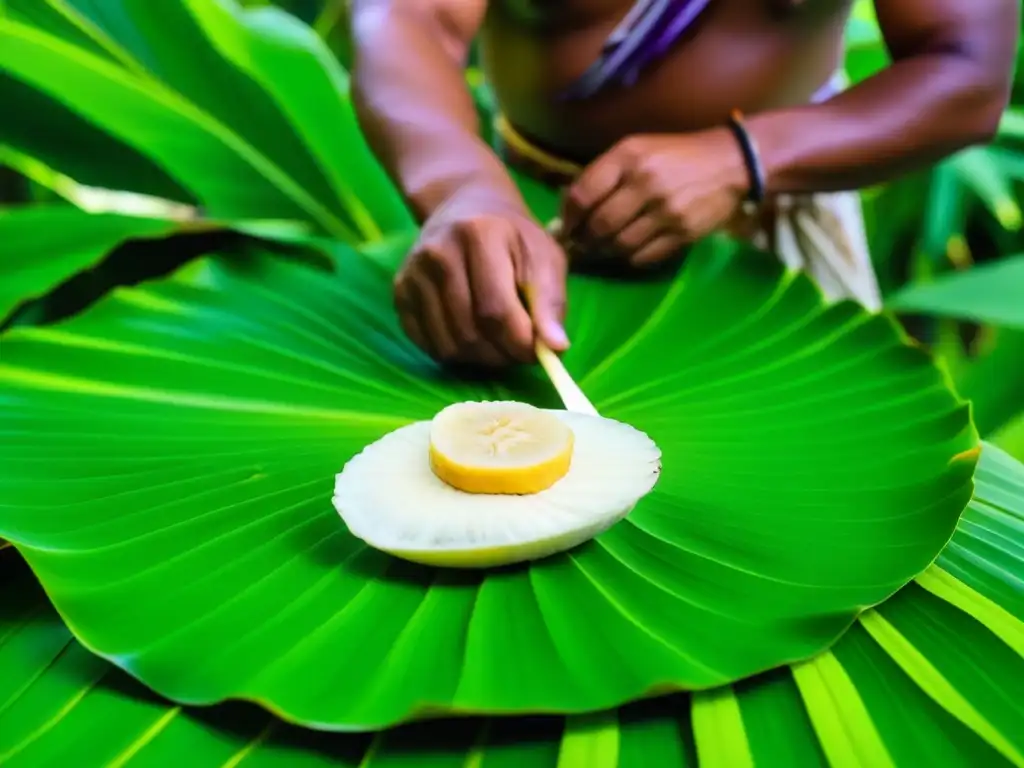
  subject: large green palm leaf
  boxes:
[2,440,1022,765]
[0,226,985,727]
[1,0,1022,759]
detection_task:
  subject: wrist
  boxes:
[407,144,525,222]
[722,112,766,202]
[422,187,523,230]
[452,178,526,209]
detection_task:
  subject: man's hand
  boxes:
[395,193,570,367]
[561,128,749,266]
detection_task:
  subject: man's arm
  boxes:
[350,0,523,221]
[747,0,1018,194]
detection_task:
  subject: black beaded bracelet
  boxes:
[727,109,766,204]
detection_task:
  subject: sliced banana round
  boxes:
[333,400,661,568]
[429,401,574,494]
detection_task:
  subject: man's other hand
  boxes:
[561,129,749,266]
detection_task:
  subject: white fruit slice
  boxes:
[333,401,661,568]
[428,401,574,494]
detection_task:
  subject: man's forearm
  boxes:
[350,2,522,222]
[746,51,1011,196]
[746,0,1019,196]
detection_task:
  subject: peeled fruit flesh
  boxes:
[428,401,574,494]
[333,401,661,568]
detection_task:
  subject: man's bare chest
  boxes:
[482,0,853,160]
[493,0,849,30]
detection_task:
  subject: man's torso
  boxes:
[480,0,854,162]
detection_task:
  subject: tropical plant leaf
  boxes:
[0,1,404,241]
[930,443,1024,624]
[54,0,407,239]
[0,216,981,727]
[0,145,200,219]
[993,413,1024,463]
[0,71,196,203]
[919,162,967,265]
[887,255,1024,329]
[0,0,125,65]
[0,16,335,231]
[957,329,1024,439]
[0,201,319,332]
[887,256,1024,446]
[2,440,1023,764]
[950,149,1022,232]
[843,2,888,85]
[1000,108,1024,140]
[182,0,410,237]
[855,442,1024,765]
[0,205,190,323]
[311,0,353,70]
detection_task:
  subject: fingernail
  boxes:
[548,324,569,348]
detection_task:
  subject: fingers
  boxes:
[583,186,648,248]
[463,225,535,363]
[421,238,508,368]
[415,272,460,360]
[395,265,456,360]
[630,233,686,267]
[615,213,663,254]
[518,229,569,352]
[404,249,465,361]
[394,278,431,357]
[396,213,568,367]
[562,153,622,235]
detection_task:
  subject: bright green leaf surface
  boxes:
[62,0,160,68]
[933,443,1024,622]
[2,444,1023,767]
[0,231,980,727]
[0,15,353,238]
[919,163,966,264]
[999,108,1024,139]
[993,412,1024,462]
[887,256,1024,329]
[957,330,1024,438]
[732,672,827,767]
[825,621,1012,767]
[0,551,655,767]
[0,0,409,241]
[2,0,123,65]
[64,0,351,222]
[0,205,182,322]
[183,0,411,237]
[0,0,1021,759]
[864,585,1024,764]
[0,71,195,203]
[951,150,1022,231]
[53,0,397,241]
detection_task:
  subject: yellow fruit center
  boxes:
[479,418,533,453]
[428,402,574,495]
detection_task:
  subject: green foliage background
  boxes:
[0,0,1022,765]
[3,0,1023,455]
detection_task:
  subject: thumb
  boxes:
[525,249,570,352]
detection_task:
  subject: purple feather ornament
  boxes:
[561,0,715,100]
